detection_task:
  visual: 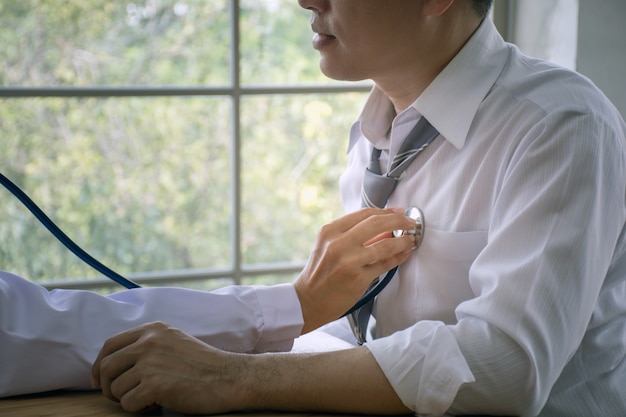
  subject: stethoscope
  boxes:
[0,173,425,317]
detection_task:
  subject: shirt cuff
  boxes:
[366,321,475,415]
[252,283,304,352]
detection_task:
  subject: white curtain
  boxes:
[513,0,579,70]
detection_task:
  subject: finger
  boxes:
[119,382,159,413]
[92,327,144,387]
[109,365,141,403]
[363,231,393,247]
[349,212,417,246]
[98,349,139,401]
[362,233,417,266]
[327,207,406,234]
[364,242,414,277]
[363,222,422,247]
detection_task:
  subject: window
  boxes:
[0,0,371,291]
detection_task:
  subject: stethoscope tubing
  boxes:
[0,173,140,289]
[340,265,398,317]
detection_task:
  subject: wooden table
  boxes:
[0,390,408,417]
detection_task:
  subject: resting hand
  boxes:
[91,321,243,415]
[294,207,417,333]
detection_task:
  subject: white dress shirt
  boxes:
[0,271,303,397]
[342,17,626,417]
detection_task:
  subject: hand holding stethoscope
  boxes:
[293,207,424,333]
[344,206,425,315]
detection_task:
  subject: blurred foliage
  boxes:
[0,0,231,85]
[0,0,367,286]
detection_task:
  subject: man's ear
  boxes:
[422,0,456,17]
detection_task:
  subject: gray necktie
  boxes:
[348,116,439,344]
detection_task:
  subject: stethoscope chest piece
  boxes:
[392,206,425,249]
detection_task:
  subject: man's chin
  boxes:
[319,63,367,83]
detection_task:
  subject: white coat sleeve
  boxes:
[0,271,303,397]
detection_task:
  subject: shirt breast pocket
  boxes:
[416,227,488,300]
[378,227,489,328]
[396,226,487,324]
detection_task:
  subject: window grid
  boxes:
[0,0,371,291]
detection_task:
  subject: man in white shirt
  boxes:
[3,0,626,416]
[90,1,626,415]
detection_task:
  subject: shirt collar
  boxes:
[349,18,510,152]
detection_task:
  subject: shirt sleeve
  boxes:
[0,272,303,397]
[367,108,626,416]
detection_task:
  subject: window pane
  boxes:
[1,0,230,86]
[240,0,332,84]
[242,272,299,287]
[141,278,234,291]
[240,93,368,265]
[0,97,231,282]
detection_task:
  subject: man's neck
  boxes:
[376,16,483,114]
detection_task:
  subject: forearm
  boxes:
[92,323,408,415]
[0,273,301,397]
[240,347,411,415]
